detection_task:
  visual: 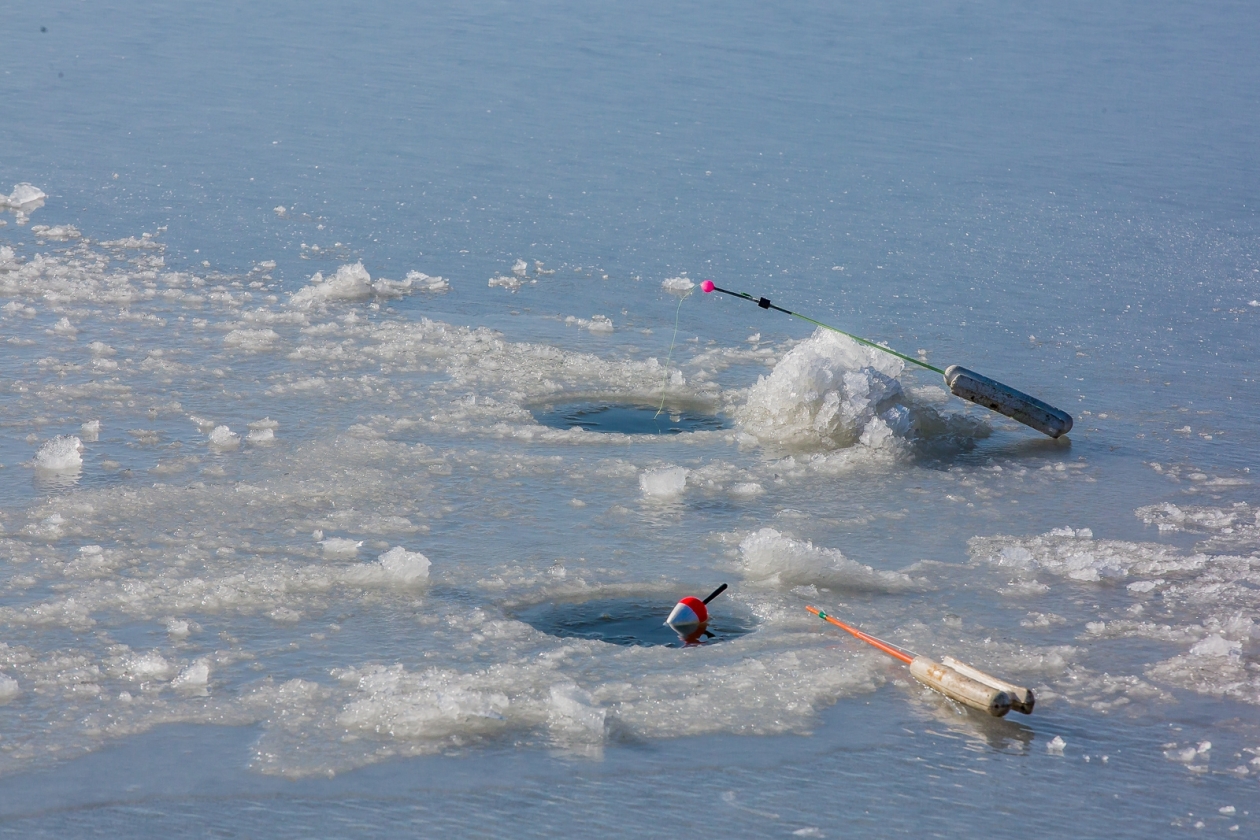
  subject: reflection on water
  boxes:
[33,467,83,493]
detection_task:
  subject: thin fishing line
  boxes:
[704,283,945,376]
[655,290,692,418]
[699,279,1074,440]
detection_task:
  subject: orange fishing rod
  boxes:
[805,605,1036,717]
[805,605,914,664]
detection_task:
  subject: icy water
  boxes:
[2,0,1259,835]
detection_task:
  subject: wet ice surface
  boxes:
[2,226,1257,837]
[3,0,1260,835]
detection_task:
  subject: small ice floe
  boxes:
[290,263,372,306]
[246,418,278,443]
[404,270,449,292]
[563,314,614,333]
[223,328,280,350]
[34,435,83,471]
[171,659,211,692]
[50,317,77,336]
[2,183,46,224]
[547,683,606,743]
[320,537,363,557]
[1190,635,1241,658]
[65,544,112,578]
[375,546,431,584]
[341,546,432,588]
[1164,742,1208,764]
[207,425,240,449]
[30,224,80,241]
[1046,735,1067,754]
[289,263,413,307]
[166,618,192,640]
[0,674,20,703]
[739,528,919,592]
[273,205,287,217]
[117,652,176,681]
[511,258,529,277]
[640,466,688,499]
[489,273,527,291]
[335,664,510,741]
[661,276,695,294]
[80,420,101,442]
[969,527,1189,583]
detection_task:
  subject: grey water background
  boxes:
[2,0,1259,836]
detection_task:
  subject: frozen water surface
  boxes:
[2,0,1259,835]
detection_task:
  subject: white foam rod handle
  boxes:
[910,656,1012,717]
[940,656,1035,714]
[944,365,1073,439]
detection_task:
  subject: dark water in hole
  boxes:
[513,598,755,647]
[531,403,727,435]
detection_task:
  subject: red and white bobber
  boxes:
[665,583,727,642]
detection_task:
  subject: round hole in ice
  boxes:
[512,597,755,647]
[531,402,726,435]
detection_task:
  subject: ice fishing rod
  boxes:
[700,280,1073,439]
[805,605,1034,717]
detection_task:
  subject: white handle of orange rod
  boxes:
[941,656,1035,715]
[909,657,1012,717]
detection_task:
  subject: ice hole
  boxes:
[531,402,726,435]
[513,597,755,647]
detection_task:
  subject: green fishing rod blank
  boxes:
[700,280,1073,439]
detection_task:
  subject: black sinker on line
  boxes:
[513,598,755,648]
[531,402,726,435]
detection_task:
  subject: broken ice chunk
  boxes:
[321,537,363,557]
[376,546,431,584]
[208,425,240,449]
[35,435,83,471]
[640,466,688,499]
